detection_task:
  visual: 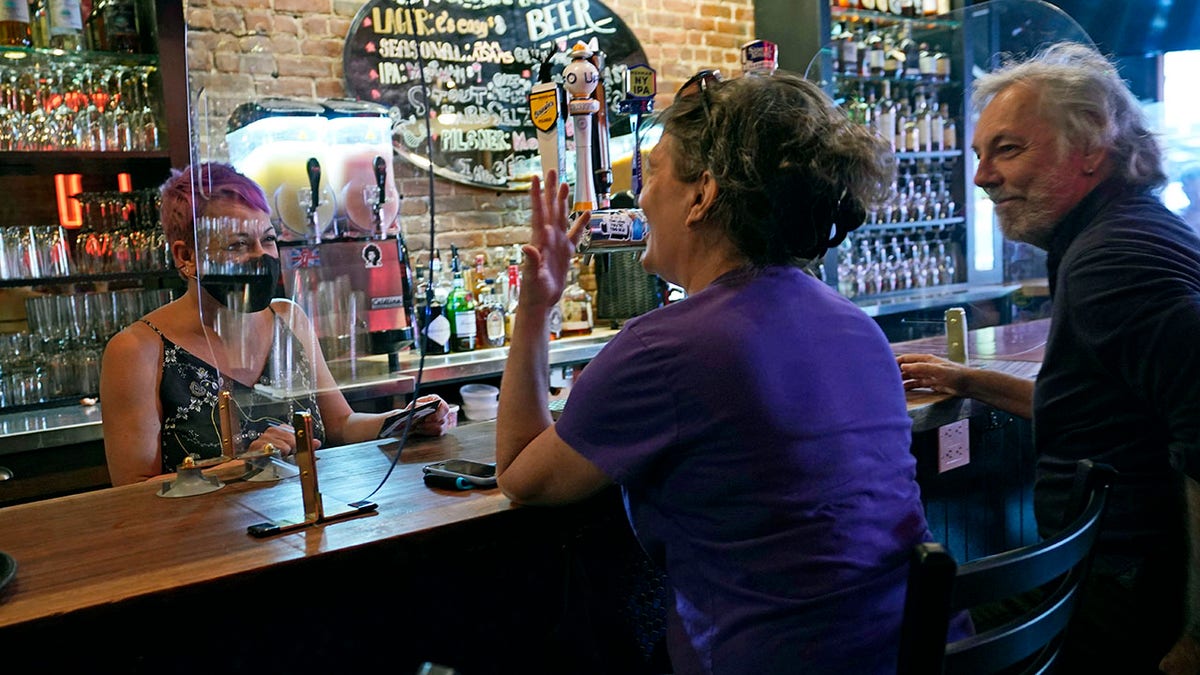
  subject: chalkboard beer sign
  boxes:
[344,0,648,191]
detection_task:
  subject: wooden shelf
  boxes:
[0,151,171,176]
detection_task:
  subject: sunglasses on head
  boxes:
[675,69,724,120]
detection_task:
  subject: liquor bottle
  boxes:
[927,92,944,152]
[864,22,884,77]
[847,84,870,127]
[899,0,916,17]
[504,250,520,341]
[475,284,506,348]
[416,263,451,355]
[894,101,908,155]
[52,0,84,51]
[898,25,919,79]
[933,48,951,83]
[882,36,903,80]
[861,0,877,10]
[940,103,957,151]
[922,0,939,16]
[0,0,32,47]
[560,265,593,337]
[874,80,896,151]
[32,0,83,50]
[432,249,452,305]
[918,42,936,81]
[447,246,477,352]
[852,23,868,77]
[914,88,932,153]
[472,254,490,300]
[88,0,140,52]
[547,302,563,340]
[838,22,858,77]
[902,101,921,154]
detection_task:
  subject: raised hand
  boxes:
[520,170,590,311]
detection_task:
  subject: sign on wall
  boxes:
[344,0,648,191]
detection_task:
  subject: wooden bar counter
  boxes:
[0,422,655,674]
[0,319,1051,672]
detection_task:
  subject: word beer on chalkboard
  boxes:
[343,0,648,191]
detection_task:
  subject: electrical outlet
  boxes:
[937,419,970,473]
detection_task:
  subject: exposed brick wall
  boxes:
[184,0,754,262]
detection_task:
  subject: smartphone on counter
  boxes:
[377,399,440,439]
[422,459,498,489]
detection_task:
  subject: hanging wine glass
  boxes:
[18,67,49,151]
[105,65,132,152]
[49,64,78,150]
[74,64,106,151]
[134,65,160,151]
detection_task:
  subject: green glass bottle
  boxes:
[447,245,476,352]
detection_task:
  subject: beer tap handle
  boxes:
[589,48,612,209]
[619,64,656,198]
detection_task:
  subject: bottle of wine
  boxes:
[447,245,477,352]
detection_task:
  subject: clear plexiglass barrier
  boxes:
[179,75,420,484]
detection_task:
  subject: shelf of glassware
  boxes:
[0,45,166,158]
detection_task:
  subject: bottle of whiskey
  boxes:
[447,245,477,352]
[0,0,32,47]
[475,284,506,348]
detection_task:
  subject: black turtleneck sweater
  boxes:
[1034,177,1200,557]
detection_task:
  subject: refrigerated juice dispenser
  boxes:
[225,97,416,374]
[322,98,401,237]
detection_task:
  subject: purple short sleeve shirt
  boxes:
[556,266,933,674]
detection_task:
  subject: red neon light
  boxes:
[55,174,84,228]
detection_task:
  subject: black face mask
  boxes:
[200,255,281,313]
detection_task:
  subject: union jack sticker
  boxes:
[286,247,321,269]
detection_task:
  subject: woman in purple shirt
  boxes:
[496,70,949,674]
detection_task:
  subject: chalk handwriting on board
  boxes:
[344,0,647,191]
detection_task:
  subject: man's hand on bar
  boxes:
[896,352,1035,419]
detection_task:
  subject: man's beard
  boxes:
[989,173,1068,249]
